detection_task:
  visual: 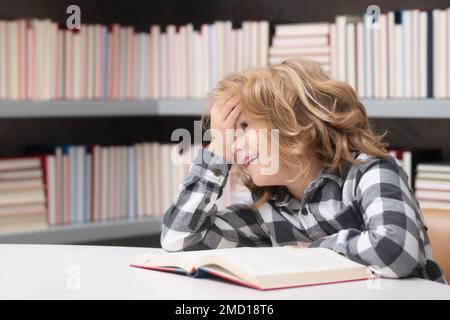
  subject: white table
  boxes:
[1,244,449,300]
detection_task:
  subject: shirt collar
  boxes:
[268,165,347,207]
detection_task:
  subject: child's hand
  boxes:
[207,94,242,163]
[284,242,311,249]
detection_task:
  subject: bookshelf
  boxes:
[0,217,162,244]
[1,0,450,246]
[0,99,449,118]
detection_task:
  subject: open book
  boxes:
[130,247,373,290]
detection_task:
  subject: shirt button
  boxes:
[301,208,308,215]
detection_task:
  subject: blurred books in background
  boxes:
[1,6,449,101]
[38,143,197,226]
[334,8,450,98]
[0,143,253,233]
[388,148,450,211]
[388,148,442,188]
[3,144,450,234]
[269,22,331,75]
[0,20,269,100]
[268,7,450,99]
[415,163,450,210]
[0,157,47,233]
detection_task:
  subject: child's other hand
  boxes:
[284,242,311,249]
[207,94,242,163]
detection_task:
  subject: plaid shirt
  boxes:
[161,147,446,283]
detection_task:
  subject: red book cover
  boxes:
[129,264,372,291]
[86,145,96,223]
[63,154,71,225]
[38,155,50,226]
[52,154,59,226]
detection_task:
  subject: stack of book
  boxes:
[415,163,450,210]
[0,143,258,233]
[388,148,442,189]
[269,22,331,76]
[0,157,47,233]
[0,19,269,100]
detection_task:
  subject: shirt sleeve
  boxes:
[309,157,426,279]
[160,147,271,252]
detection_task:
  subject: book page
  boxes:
[201,247,365,277]
[132,250,210,273]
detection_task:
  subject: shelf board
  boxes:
[0,99,449,118]
[362,99,450,118]
[0,218,162,244]
[0,100,206,118]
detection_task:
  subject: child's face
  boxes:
[232,111,298,187]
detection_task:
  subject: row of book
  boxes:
[1,6,450,101]
[2,144,449,234]
[0,19,269,100]
[0,143,192,232]
[0,143,250,233]
[42,143,203,226]
[268,7,450,99]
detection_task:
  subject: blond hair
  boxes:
[202,58,388,210]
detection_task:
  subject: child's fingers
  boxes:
[219,96,240,120]
[210,96,225,115]
[225,104,242,127]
